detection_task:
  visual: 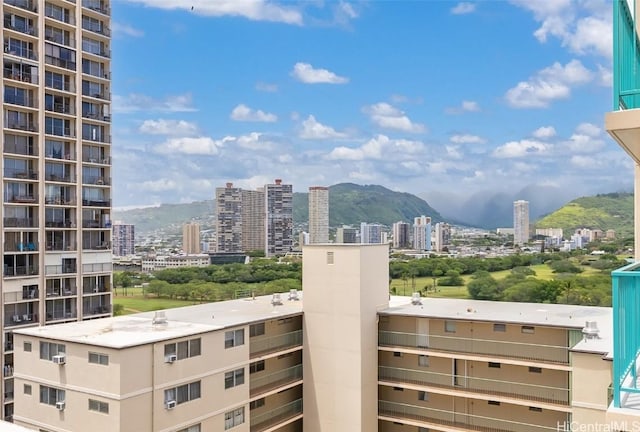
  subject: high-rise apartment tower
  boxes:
[392,221,411,249]
[513,200,530,246]
[308,186,328,244]
[0,0,113,421]
[182,222,201,254]
[215,183,243,253]
[413,216,432,251]
[111,223,134,256]
[265,179,292,257]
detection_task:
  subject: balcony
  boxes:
[45,242,75,252]
[7,195,37,204]
[378,401,562,432]
[4,140,36,156]
[44,55,75,71]
[3,218,36,228]
[4,68,37,84]
[46,103,74,115]
[83,303,110,316]
[44,264,76,275]
[83,156,110,164]
[4,242,37,252]
[378,331,569,364]
[44,220,75,228]
[45,310,76,322]
[250,364,303,397]
[82,284,109,294]
[82,24,110,37]
[378,366,569,405]
[4,0,37,13]
[250,398,302,432]
[82,262,111,273]
[83,176,109,185]
[3,288,37,302]
[4,46,36,61]
[3,19,35,37]
[6,122,36,132]
[83,240,109,251]
[4,265,37,277]
[82,199,110,207]
[82,0,108,15]
[4,169,37,180]
[45,174,75,183]
[250,330,303,358]
[4,312,36,327]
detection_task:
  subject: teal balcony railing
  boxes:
[612,262,640,407]
[614,0,640,109]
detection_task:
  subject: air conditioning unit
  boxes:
[165,354,177,363]
[55,401,65,411]
[165,400,176,410]
[52,354,66,365]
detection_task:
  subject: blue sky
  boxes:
[110,0,627,214]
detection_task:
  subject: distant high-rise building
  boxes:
[361,223,383,244]
[112,223,135,256]
[434,222,451,252]
[215,183,243,253]
[392,221,411,248]
[413,216,432,251]
[336,226,357,243]
[309,186,329,244]
[242,188,266,253]
[265,179,293,256]
[182,222,201,254]
[513,200,530,246]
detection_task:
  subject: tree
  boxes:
[467,276,500,300]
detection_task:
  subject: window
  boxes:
[393,387,404,391]
[39,342,65,360]
[88,352,108,365]
[418,391,428,401]
[521,326,535,334]
[88,399,109,414]
[418,355,429,367]
[278,317,293,325]
[39,385,65,406]
[225,329,244,349]
[225,368,245,389]
[24,341,31,352]
[164,382,200,407]
[488,400,501,406]
[177,425,201,432]
[327,251,334,264]
[444,321,456,333]
[250,398,265,410]
[529,406,543,412]
[529,366,542,373]
[250,360,265,374]
[393,351,403,357]
[493,323,506,332]
[164,338,201,361]
[488,362,501,368]
[250,322,265,337]
[24,384,31,395]
[224,407,245,430]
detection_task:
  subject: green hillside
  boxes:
[113,201,216,235]
[294,183,444,227]
[536,193,633,239]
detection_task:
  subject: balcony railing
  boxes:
[44,264,76,275]
[250,364,303,397]
[82,0,109,15]
[45,310,77,321]
[4,141,36,156]
[82,262,111,273]
[45,174,75,183]
[82,199,110,207]
[45,220,75,228]
[3,289,38,302]
[4,313,37,327]
[614,0,640,109]
[3,217,36,228]
[250,398,302,432]
[3,20,35,37]
[83,176,109,185]
[4,265,38,277]
[6,122,37,132]
[4,169,37,179]
[82,24,110,37]
[378,400,562,432]
[46,288,76,298]
[46,242,75,251]
[378,331,569,364]
[44,34,75,48]
[4,46,36,60]
[83,240,110,250]
[82,284,109,294]
[4,0,37,12]
[83,304,110,316]
[82,219,110,228]
[7,195,37,204]
[83,156,110,164]
[250,329,303,358]
[4,242,37,252]
[44,55,75,71]
[4,68,37,84]
[378,366,569,405]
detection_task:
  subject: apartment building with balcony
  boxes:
[0,0,112,422]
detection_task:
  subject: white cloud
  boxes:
[326,135,423,161]
[112,22,144,37]
[510,0,612,58]
[450,134,486,144]
[299,115,347,140]
[141,179,178,192]
[291,62,349,84]
[575,122,601,137]
[570,155,600,168]
[446,145,463,159]
[113,93,197,113]
[157,136,226,156]
[504,59,593,108]
[121,0,303,25]
[255,82,278,92]
[451,2,476,15]
[492,139,551,158]
[445,100,480,114]
[513,162,537,173]
[236,132,273,150]
[364,102,425,133]
[532,126,556,139]
[597,65,612,87]
[139,119,198,136]
[563,123,604,153]
[230,104,277,122]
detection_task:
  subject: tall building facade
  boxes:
[241,188,265,253]
[112,223,134,256]
[360,222,383,244]
[391,221,410,249]
[513,200,530,246]
[265,179,292,257]
[308,186,328,244]
[434,222,451,252]
[215,183,242,253]
[182,223,200,254]
[0,0,113,422]
[336,225,357,243]
[413,215,431,251]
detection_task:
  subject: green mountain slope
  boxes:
[113,201,216,235]
[536,193,633,239]
[294,183,444,227]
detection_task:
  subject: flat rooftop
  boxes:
[15,293,612,355]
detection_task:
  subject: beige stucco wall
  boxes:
[571,351,612,427]
[302,244,389,432]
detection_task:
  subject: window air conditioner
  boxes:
[165,354,177,363]
[55,401,66,410]
[165,400,176,409]
[52,354,66,365]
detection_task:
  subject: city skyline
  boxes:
[110,0,628,211]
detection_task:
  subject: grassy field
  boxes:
[113,287,197,314]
